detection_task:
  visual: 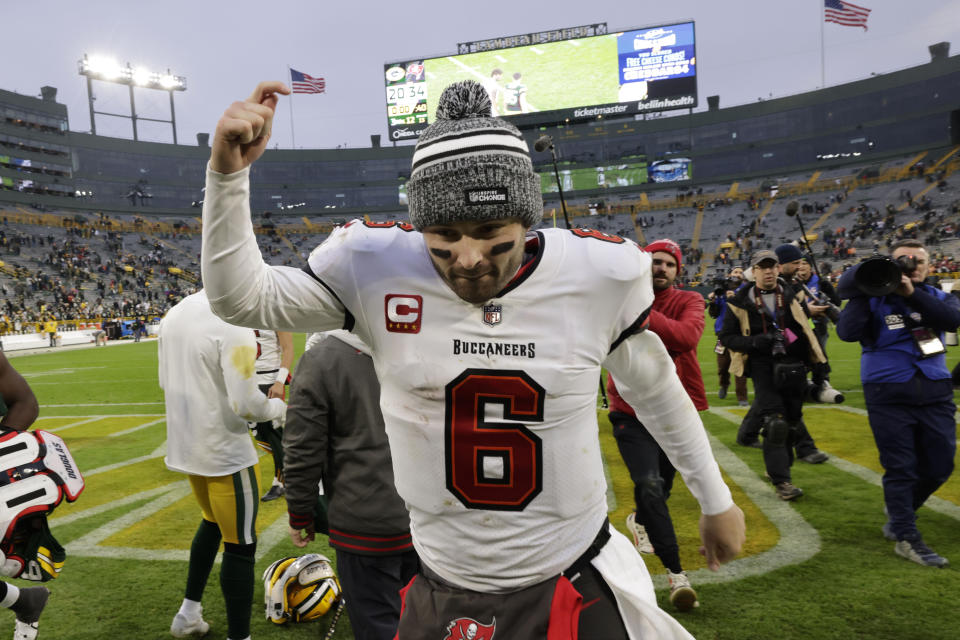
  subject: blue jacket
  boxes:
[836,283,960,383]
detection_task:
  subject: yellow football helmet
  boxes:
[263,554,342,624]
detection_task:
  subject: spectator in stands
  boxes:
[708,267,748,406]
[837,239,960,568]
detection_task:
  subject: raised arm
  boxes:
[202,83,348,333]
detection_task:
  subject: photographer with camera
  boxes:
[708,267,748,405]
[720,250,828,500]
[836,240,960,567]
[796,258,841,351]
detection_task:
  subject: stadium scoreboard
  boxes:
[384,21,697,141]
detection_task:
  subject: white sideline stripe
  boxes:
[660,409,821,588]
[108,418,165,437]
[51,483,185,526]
[44,416,101,433]
[40,402,165,407]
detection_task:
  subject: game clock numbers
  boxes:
[385,84,428,129]
[384,61,430,140]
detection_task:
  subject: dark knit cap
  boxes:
[775,243,804,264]
[406,80,542,230]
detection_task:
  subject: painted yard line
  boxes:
[807,403,960,424]
[44,416,102,433]
[255,514,296,562]
[51,482,186,526]
[66,483,195,561]
[671,408,820,587]
[529,47,543,55]
[495,54,508,62]
[108,418,165,438]
[41,402,165,407]
[84,443,166,477]
[826,455,960,521]
[445,55,488,82]
[37,414,164,420]
[22,366,107,378]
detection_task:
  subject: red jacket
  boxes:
[608,285,708,414]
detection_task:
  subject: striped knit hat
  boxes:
[407,80,542,230]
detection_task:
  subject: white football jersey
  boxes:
[254,329,281,385]
[202,169,732,593]
[305,222,653,590]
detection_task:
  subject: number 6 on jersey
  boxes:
[444,369,545,511]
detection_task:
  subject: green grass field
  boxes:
[6,324,960,639]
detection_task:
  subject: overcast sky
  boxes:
[4,1,958,149]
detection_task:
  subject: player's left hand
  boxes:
[267,381,285,399]
[698,504,746,571]
[289,524,315,548]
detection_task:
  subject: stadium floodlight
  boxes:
[78,53,187,143]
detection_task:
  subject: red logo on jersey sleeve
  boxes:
[385,295,422,333]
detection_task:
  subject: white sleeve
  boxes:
[603,330,733,516]
[220,327,286,423]
[201,165,347,333]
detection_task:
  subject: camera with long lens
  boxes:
[844,253,921,298]
[895,254,919,274]
[803,284,841,323]
[806,380,845,404]
[771,330,787,357]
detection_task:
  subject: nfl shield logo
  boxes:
[482,303,502,326]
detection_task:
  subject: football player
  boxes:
[201,80,744,638]
[502,71,532,114]
[252,329,293,501]
[0,353,51,640]
[159,291,286,640]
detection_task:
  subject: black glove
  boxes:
[812,361,831,386]
[750,333,774,354]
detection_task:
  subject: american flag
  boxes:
[290,68,325,94]
[824,0,871,30]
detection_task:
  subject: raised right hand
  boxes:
[211,81,291,174]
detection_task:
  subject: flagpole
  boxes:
[820,1,826,89]
[287,66,297,149]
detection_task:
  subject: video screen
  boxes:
[384,21,697,141]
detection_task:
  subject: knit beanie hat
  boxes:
[775,243,804,264]
[406,80,542,231]
[645,239,683,270]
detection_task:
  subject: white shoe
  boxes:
[14,620,39,640]
[625,512,654,554]
[667,570,699,612]
[170,611,210,638]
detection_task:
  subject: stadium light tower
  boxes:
[78,54,187,143]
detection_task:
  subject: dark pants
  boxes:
[738,403,819,458]
[750,358,805,485]
[609,411,682,573]
[337,549,419,640]
[864,375,956,540]
[716,345,749,402]
[256,383,284,479]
